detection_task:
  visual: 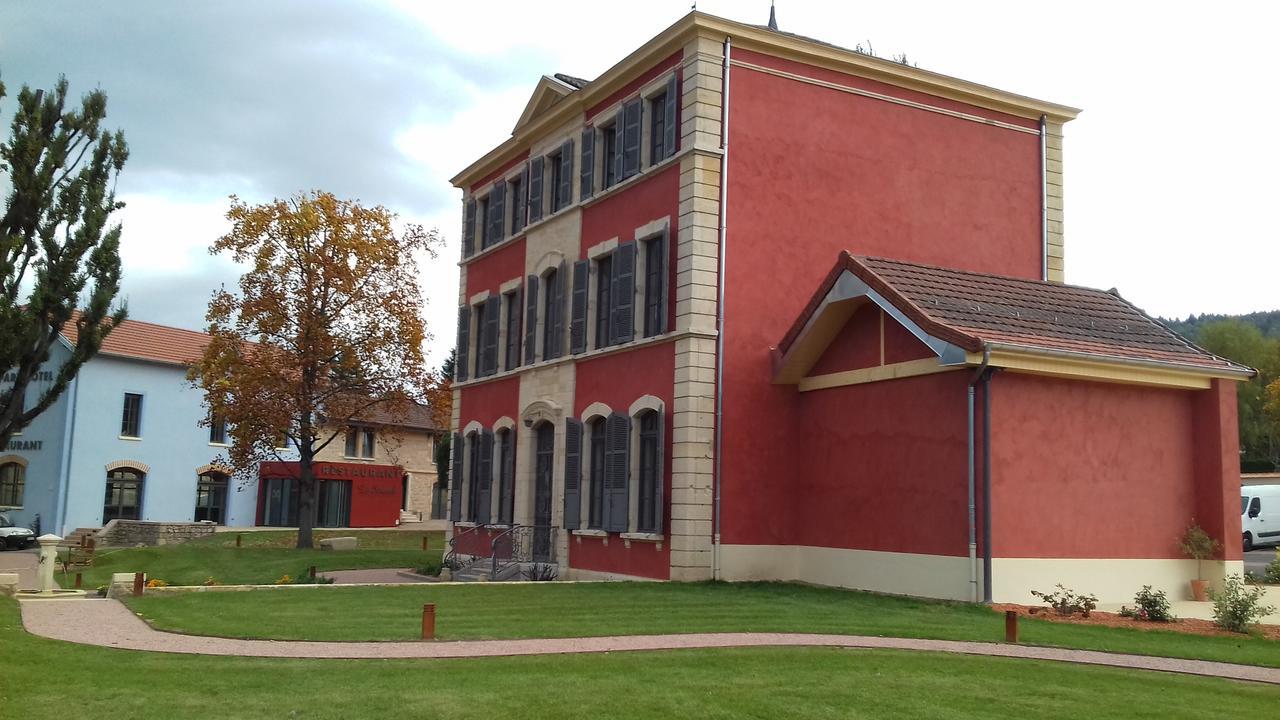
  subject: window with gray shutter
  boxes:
[563,418,582,530]
[504,289,522,371]
[580,128,595,199]
[512,165,528,234]
[524,274,539,364]
[602,124,618,189]
[588,417,606,528]
[611,242,636,344]
[475,430,493,524]
[621,99,642,180]
[528,156,545,223]
[463,199,476,257]
[487,181,506,246]
[498,428,515,524]
[557,139,574,210]
[603,412,630,532]
[471,301,486,378]
[543,263,566,360]
[663,74,678,161]
[449,432,463,521]
[643,232,667,337]
[596,255,613,349]
[481,296,500,376]
[455,305,471,382]
[637,410,663,534]
[570,259,588,354]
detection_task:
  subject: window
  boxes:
[588,417,606,529]
[476,195,490,249]
[104,467,144,522]
[485,181,507,248]
[620,98,642,181]
[509,173,525,235]
[120,393,142,438]
[362,427,377,459]
[636,410,661,533]
[548,150,564,212]
[542,267,562,360]
[463,199,477,258]
[194,471,229,524]
[649,91,668,165]
[595,255,613,349]
[344,427,359,457]
[473,300,487,378]
[477,295,500,377]
[344,425,376,459]
[601,123,618,189]
[504,290,521,371]
[496,428,514,525]
[643,233,667,338]
[209,414,227,445]
[0,463,24,507]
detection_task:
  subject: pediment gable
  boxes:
[514,76,577,132]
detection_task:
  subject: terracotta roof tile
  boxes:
[59,312,213,367]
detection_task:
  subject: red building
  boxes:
[447,11,1250,602]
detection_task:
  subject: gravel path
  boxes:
[0,549,39,590]
[18,598,1280,684]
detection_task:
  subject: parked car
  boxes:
[0,513,36,550]
[1242,484,1280,551]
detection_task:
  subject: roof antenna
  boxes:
[768,1,779,30]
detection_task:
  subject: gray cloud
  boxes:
[0,0,547,215]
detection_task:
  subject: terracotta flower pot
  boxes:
[1190,579,1210,602]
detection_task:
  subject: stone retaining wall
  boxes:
[98,520,216,547]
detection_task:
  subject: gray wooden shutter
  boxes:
[505,287,522,371]
[549,261,567,359]
[481,296,500,376]
[604,413,631,532]
[449,432,463,521]
[455,305,471,382]
[524,274,539,364]
[500,430,515,524]
[463,199,476,257]
[621,99,642,179]
[488,181,506,244]
[528,156,544,223]
[569,259,588,354]
[579,128,595,200]
[653,411,664,534]
[558,139,574,209]
[513,165,528,233]
[476,430,493,524]
[663,75,678,161]
[563,418,582,530]
[644,232,666,337]
[611,242,636,344]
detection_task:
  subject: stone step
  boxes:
[59,528,101,547]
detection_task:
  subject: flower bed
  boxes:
[993,604,1280,641]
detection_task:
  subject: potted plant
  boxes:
[1180,522,1220,601]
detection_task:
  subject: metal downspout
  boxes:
[1039,114,1048,282]
[966,347,989,602]
[982,364,995,604]
[712,35,731,581]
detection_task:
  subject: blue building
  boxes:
[0,318,257,535]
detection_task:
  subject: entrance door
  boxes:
[318,480,352,528]
[262,477,299,526]
[533,423,554,562]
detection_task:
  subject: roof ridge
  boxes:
[856,254,1121,299]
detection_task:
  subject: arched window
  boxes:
[195,471,229,524]
[0,463,25,507]
[588,417,607,529]
[636,410,662,534]
[495,428,515,525]
[104,467,145,522]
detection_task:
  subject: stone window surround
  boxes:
[458,143,695,268]
[569,393,665,540]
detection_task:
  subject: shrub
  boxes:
[1131,585,1173,622]
[415,560,443,577]
[1030,584,1098,617]
[95,585,108,598]
[145,578,169,588]
[274,574,293,585]
[291,570,334,585]
[1209,574,1276,633]
[1265,550,1280,585]
[522,563,559,582]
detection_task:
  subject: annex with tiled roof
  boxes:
[780,252,1253,377]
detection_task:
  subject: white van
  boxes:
[1242,485,1280,551]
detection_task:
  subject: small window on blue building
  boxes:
[209,413,228,445]
[120,393,143,438]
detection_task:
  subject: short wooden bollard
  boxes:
[235,534,242,548]
[1004,610,1019,643]
[309,565,317,580]
[133,572,145,596]
[74,572,82,589]
[421,603,436,640]
[421,535,429,551]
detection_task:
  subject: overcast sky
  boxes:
[2,1,1276,367]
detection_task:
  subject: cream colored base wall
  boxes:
[720,544,1247,605]
[990,558,1245,605]
[719,544,976,601]
[564,567,662,583]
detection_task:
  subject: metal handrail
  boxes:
[489,524,556,580]
[443,523,486,571]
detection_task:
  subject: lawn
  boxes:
[60,529,443,587]
[125,581,1280,668]
[2,599,1276,719]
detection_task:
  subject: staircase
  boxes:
[59,528,101,547]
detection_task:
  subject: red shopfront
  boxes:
[257,461,405,528]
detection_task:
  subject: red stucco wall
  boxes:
[720,53,1044,548]
[570,534,670,579]
[463,237,527,297]
[457,375,521,431]
[988,373,1225,559]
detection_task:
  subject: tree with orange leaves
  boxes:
[190,191,440,548]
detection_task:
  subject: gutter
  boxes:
[965,346,989,602]
[982,341,1255,380]
[712,35,731,581]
